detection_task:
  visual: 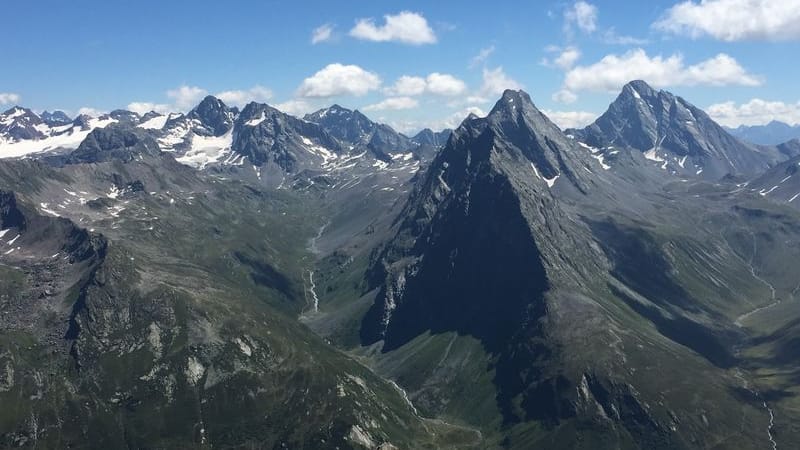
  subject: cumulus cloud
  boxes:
[167,85,208,110]
[441,106,486,129]
[542,110,597,129]
[0,92,21,105]
[542,46,581,70]
[273,99,317,116]
[565,1,598,33]
[297,63,381,97]
[654,0,800,41]
[552,89,578,104]
[707,98,800,127]
[127,102,171,115]
[479,66,523,98]
[424,73,468,96]
[215,85,273,107]
[469,45,495,68]
[362,96,419,111]
[384,73,467,96]
[349,11,437,45]
[385,76,427,96]
[77,107,105,117]
[311,24,334,44]
[560,49,761,99]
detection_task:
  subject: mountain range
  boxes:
[727,121,800,146]
[2,80,800,449]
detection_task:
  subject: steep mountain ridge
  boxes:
[567,80,781,180]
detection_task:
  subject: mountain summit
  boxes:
[567,80,780,179]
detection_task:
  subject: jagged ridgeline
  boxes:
[1,82,800,449]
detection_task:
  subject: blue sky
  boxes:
[2,0,799,132]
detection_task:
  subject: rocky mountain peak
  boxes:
[40,110,72,126]
[189,95,234,135]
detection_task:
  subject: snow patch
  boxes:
[137,115,168,130]
[176,130,234,169]
[0,117,117,159]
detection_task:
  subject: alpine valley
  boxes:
[2,80,800,450]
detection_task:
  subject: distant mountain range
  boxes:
[726,120,800,146]
[2,80,800,449]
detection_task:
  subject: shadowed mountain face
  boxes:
[567,80,781,180]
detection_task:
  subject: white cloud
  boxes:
[0,92,21,105]
[311,24,334,44]
[273,99,316,116]
[707,98,800,127]
[349,11,437,45]
[385,76,428,96]
[561,49,761,98]
[469,45,495,68]
[542,110,597,129]
[297,63,381,97]
[167,85,208,110]
[362,96,419,111]
[552,89,578,104]
[440,106,486,129]
[565,1,598,33]
[479,66,523,98]
[127,102,171,115]
[602,28,649,45]
[77,107,105,117]
[215,85,273,107]
[425,73,467,96]
[654,0,800,41]
[384,73,467,97]
[542,46,581,70]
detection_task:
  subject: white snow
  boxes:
[245,112,267,127]
[301,136,338,166]
[678,156,688,168]
[780,175,792,184]
[760,185,779,196]
[137,115,168,130]
[790,192,800,202]
[0,229,8,239]
[631,87,642,99]
[7,234,19,245]
[531,162,559,187]
[590,153,611,170]
[175,129,234,169]
[0,117,117,159]
[39,203,60,217]
[391,152,414,161]
[107,186,120,199]
[644,148,664,163]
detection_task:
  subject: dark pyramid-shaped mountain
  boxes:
[567,80,779,180]
[348,89,775,448]
[189,95,234,136]
[361,89,603,350]
[162,95,235,141]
